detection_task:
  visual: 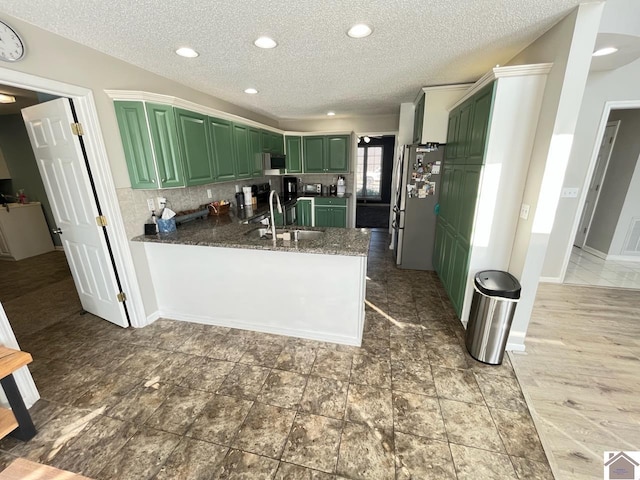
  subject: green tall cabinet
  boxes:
[434,83,495,317]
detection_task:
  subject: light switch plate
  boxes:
[561,187,579,198]
[146,198,155,211]
[207,189,212,199]
[520,204,530,220]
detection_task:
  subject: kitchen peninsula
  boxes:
[133,216,370,346]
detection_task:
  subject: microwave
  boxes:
[263,153,287,175]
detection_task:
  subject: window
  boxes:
[356,146,383,200]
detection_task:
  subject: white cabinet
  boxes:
[0,202,54,261]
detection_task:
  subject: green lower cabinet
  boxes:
[114,101,158,189]
[175,108,215,186]
[233,123,251,179]
[272,211,285,226]
[285,136,302,173]
[249,128,262,176]
[296,199,312,226]
[314,205,346,228]
[208,117,236,181]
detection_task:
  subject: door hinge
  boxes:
[96,215,108,227]
[70,122,84,136]
[583,227,587,234]
[117,292,127,303]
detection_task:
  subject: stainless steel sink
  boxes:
[244,227,324,241]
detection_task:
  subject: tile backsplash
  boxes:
[117,173,353,240]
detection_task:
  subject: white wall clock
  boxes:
[0,20,25,62]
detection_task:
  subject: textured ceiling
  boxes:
[0,1,582,120]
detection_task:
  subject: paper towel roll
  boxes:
[242,187,252,205]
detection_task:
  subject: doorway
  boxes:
[0,82,131,342]
[564,108,640,289]
[355,135,395,228]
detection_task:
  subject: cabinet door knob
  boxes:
[161,178,166,182]
[151,178,156,183]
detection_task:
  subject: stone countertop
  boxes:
[132,214,371,257]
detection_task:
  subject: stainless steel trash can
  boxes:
[466,270,521,365]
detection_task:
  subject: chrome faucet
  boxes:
[269,190,282,238]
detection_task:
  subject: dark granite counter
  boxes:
[132,213,371,257]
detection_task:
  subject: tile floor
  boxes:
[0,233,552,479]
[564,246,640,289]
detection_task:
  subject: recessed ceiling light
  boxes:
[175,47,199,58]
[593,47,618,57]
[244,88,258,94]
[347,24,373,39]
[0,94,16,104]
[254,36,277,49]
[327,111,336,116]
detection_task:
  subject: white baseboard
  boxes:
[142,311,161,327]
[506,330,526,352]
[607,254,640,262]
[159,310,363,347]
[582,245,607,259]
[539,276,562,284]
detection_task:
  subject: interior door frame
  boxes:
[0,67,145,328]
[560,99,640,282]
[573,120,620,248]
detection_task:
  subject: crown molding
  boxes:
[449,63,553,111]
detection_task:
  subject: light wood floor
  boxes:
[510,283,640,480]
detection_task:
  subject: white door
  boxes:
[21,99,128,327]
[574,121,620,248]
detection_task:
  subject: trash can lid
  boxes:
[474,270,521,300]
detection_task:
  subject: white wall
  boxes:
[279,114,399,134]
[504,3,604,349]
[542,57,640,278]
[586,109,640,254]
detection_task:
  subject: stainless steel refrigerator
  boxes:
[392,144,443,270]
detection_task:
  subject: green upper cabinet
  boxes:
[174,108,215,186]
[208,117,236,181]
[114,101,157,189]
[260,130,285,155]
[303,135,350,173]
[233,123,251,179]
[261,130,271,153]
[303,136,325,173]
[327,135,349,172]
[271,133,284,155]
[467,85,494,164]
[285,136,302,174]
[145,103,184,189]
[413,93,425,144]
[249,128,263,176]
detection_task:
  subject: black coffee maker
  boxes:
[282,176,298,201]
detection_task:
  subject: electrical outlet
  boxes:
[146,198,155,211]
[157,197,167,209]
[207,189,212,199]
[520,204,530,220]
[561,187,579,198]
